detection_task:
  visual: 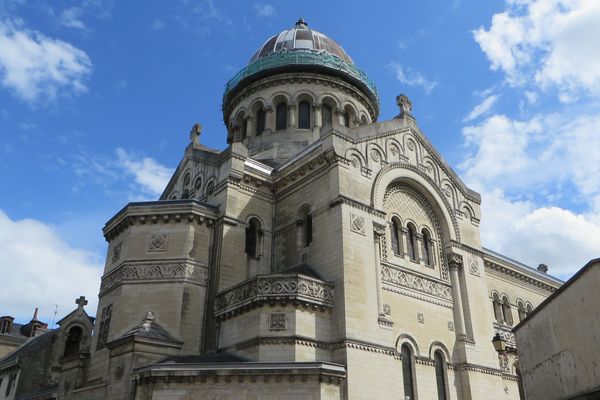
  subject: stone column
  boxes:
[400,227,409,258]
[447,252,468,341]
[416,233,424,262]
[245,116,255,138]
[288,103,297,128]
[335,107,344,126]
[264,106,273,135]
[373,223,386,318]
[313,104,322,129]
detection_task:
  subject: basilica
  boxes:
[0,19,562,400]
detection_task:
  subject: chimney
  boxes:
[537,264,548,274]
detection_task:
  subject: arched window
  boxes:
[343,111,350,128]
[181,189,189,199]
[322,104,333,130]
[64,326,83,356]
[434,351,447,400]
[401,344,415,399]
[526,303,533,317]
[183,173,190,187]
[298,206,312,248]
[391,217,402,255]
[517,301,527,322]
[256,108,266,136]
[502,296,513,326]
[298,101,311,129]
[492,293,503,324]
[407,223,418,261]
[276,103,287,130]
[194,177,202,192]
[245,218,261,258]
[206,182,214,196]
[422,229,433,266]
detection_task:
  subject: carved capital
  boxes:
[373,222,387,237]
[447,252,463,271]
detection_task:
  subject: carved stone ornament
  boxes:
[373,222,387,237]
[448,321,454,331]
[447,252,463,271]
[383,304,391,315]
[417,312,424,324]
[407,139,416,151]
[100,260,209,294]
[350,213,366,235]
[381,264,453,302]
[268,312,287,331]
[111,241,122,263]
[396,93,412,115]
[469,259,480,276]
[115,363,124,380]
[147,233,168,252]
[215,274,334,317]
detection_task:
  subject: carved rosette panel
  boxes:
[100,261,209,294]
[381,264,452,302]
[268,312,287,331]
[350,213,366,235]
[147,233,168,252]
[215,274,334,316]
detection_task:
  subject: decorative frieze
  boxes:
[215,273,334,318]
[380,262,453,303]
[493,322,516,348]
[100,260,209,295]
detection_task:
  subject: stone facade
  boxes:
[514,259,600,400]
[0,19,563,400]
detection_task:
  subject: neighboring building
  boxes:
[0,19,563,400]
[514,259,600,400]
[0,310,48,358]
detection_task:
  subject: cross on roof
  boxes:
[75,296,88,308]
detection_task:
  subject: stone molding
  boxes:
[100,259,209,295]
[484,260,558,292]
[493,322,516,348]
[328,195,386,219]
[380,262,453,304]
[215,273,334,319]
[103,201,218,241]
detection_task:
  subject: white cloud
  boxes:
[463,94,498,122]
[151,18,164,30]
[388,62,437,94]
[0,20,92,103]
[115,148,173,197]
[0,210,102,324]
[460,112,600,279]
[254,4,275,17]
[479,189,600,279]
[474,0,600,100]
[59,7,86,30]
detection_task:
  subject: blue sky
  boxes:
[1,0,599,324]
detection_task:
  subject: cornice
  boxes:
[484,260,558,293]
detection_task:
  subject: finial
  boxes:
[295,18,308,28]
[144,311,155,323]
[75,296,88,309]
[190,123,202,146]
[396,93,412,117]
[32,307,39,321]
[537,263,548,273]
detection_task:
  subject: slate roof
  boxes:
[158,352,249,364]
[118,319,183,344]
[0,330,56,369]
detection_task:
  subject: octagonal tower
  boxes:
[222,19,379,164]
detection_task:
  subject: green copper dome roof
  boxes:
[222,19,379,119]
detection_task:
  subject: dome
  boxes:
[249,18,354,64]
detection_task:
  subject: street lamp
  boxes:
[492,333,507,353]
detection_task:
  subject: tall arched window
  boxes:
[422,229,433,266]
[322,104,332,130]
[206,181,214,196]
[492,293,503,324]
[391,217,402,255]
[407,223,418,261]
[401,344,415,399]
[276,103,287,130]
[245,218,261,258]
[526,303,533,317]
[298,206,312,248]
[343,111,350,128]
[502,296,513,326]
[64,326,83,356]
[434,351,448,400]
[256,108,266,136]
[298,101,311,129]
